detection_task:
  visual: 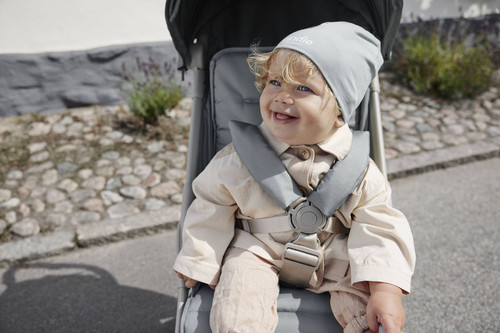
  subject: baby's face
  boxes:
[260,50,343,146]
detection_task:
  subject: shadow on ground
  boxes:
[0,263,175,332]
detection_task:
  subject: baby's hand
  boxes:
[175,271,217,290]
[175,271,199,288]
[366,282,405,333]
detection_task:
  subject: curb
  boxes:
[387,139,500,180]
[1,143,500,267]
[0,205,181,267]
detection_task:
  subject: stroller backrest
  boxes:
[209,47,371,153]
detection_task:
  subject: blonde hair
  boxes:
[247,48,341,116]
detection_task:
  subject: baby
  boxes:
[174,22,415,333]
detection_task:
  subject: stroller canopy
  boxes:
[165,0,403,70]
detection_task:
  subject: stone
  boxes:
[19,203,31,217]
[31,199,46,213]
[54,200,74,213]
[30,187,47,198]
[95,166,115,177]
[122,174,141,186]
[10,218,40,237]
[58,179,79,193]
[151,181,181,198]
[7,170,23,179]
[73,211,101,225]
[165,169,186,181]
[5,212,16,224]
[105,131,123,140]
[106,177,123,190]
[116,166,133,175]
[0,198,21,209]
[27,161,54,174]
[66,122,84,137]
[159,151,186,169]
[102,151,120,160]
[0,189,12,202]
[42,213,67,230]
[141,172,161,188]
[115,156,131,167]
[0,219,7,234]
[46,189,67,204]
[147,141,165,153]
[100,191,124,206]
[83,198,105,212]
[120,186,147,199]
[42,169,59,185]
[30,151,50,163]
[145,198,166,210]
[170,193,183,204]
[392,142,421,154]
[56,162,78,175]
[28,122,51,136]
[421,141,445,150]
[28,142,47,153]
[134,164,152,180]
[82,176,106,191]
[69,189,96,203]
[78,169,93,179]
[107,202,140,219]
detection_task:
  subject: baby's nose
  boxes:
[274,91,293,104]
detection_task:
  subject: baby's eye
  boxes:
[298,86,312,92]
[269,79,281,87]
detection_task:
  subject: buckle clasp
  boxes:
[288,200,328,234]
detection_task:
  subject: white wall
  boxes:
[0,0,498,54]
[0,0,171,54]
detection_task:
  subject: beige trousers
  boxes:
[210,247,369,333]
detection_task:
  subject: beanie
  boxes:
[275,22,383,122]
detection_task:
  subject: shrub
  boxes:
[394,30,494,99]
[120,57,184,124]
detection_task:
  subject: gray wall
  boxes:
[0,42,186,117]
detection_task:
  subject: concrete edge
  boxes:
[387,140,500,180]
[0,205,181,267]
[76,205,181,247]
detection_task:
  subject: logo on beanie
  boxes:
[284,35,313,45]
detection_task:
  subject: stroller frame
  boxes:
[166,1,403,331]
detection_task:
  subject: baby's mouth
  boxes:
[273,111,296,121]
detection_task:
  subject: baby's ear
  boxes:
[334,114,345,128]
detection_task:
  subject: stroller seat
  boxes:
[167,1,403,331]
[177,47,344,333]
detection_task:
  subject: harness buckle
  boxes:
[288,200,328,234]
[283,242,321,270]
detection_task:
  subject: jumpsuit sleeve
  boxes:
[173,146,238,286]
[348,161,416,293]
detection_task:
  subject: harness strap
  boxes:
[229,120,370,287]
[238,215,349,235]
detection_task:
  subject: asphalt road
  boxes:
[0,158,498,333]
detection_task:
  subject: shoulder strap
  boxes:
[229,120,370,216]
[228,120,303,209]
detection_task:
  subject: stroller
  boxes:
[166,0,403,332]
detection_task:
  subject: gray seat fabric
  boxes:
[180,47,370,332]
[181,284,342,333]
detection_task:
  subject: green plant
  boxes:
[120,57,184,124]
[394,30,494,99]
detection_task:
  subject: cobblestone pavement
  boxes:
[1,72,499,265]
